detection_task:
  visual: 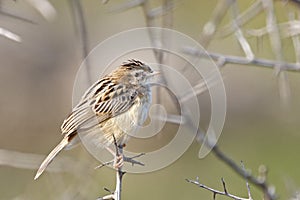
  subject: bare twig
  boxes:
[262,0,291,107]
[230,1,254,60]
[183,47,300,71]
[102,0,110,4]
[0,149,78,174]
[0,10,36,24]
[0,27,21,42]
[217,0,263,38]
[186,177,251,200]
[99,135,125,200]
[241,162,253,200]
[210,144,276,200]
[25,0,56,21]
[247,20,300,38]
[94,160,113,170]
[198,131,277,200]
[289,12,300,64]
[69,0,92,84]
[200,0,234,47]
[109,0,145,13]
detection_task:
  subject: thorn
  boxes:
[221,178,228,194]
[103,187,113,194]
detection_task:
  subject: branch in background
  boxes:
[101,0,110,4]
[171,88,277,200]
[194,127,277,200]
[199,0,234,47]
[183,46,300,71]
[108,0,145,13]
[69,0,92,84]
[211,145,276,200]
[98,136,125,200]
[247,21,300,38]
[0,10,36,24]
[0,27,22,42]
[230,1,254,60]
[186,176,252,200]
[217,0,263,38]
[112,0,179,112]
[288,11,300,64]
[109,0,175,63]
[261,0,291,108]
[0,149,78,174]
[0,0,58,43]
[25,0,56,21]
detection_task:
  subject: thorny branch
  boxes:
[195,127,276,200]
[186,177,252,200]
[98,136,125,200]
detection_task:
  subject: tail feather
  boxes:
[34,137,69,180]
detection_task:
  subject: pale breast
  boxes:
[99,88,151,146]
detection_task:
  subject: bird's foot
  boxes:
[95,152,145,169]
[113,154,124,169]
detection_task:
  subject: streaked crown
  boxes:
[113,59,155,86]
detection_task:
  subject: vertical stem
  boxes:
[69,0,92,84]
[114,146,123,200]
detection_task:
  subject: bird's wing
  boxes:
[61,78,138,136]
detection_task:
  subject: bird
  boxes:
[34,59,159,180]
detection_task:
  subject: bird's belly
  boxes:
[100,96,151,146]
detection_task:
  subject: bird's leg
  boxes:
[94,145,124,170]
[113,144,124,169]
[110,134,124,170]
[97,139,124,169]
[96,147,145,170]
[111,142,145,167]
[96,139,145,170]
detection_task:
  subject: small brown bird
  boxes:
[34,59,158,180]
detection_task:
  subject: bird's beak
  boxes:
[147,71,161,79]
[151,71,161,76]
[146,71,161,85]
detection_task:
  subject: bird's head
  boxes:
[115,59,160,86]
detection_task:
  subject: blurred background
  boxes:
[1,0,300,199]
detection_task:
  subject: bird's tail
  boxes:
[34,137,69,180]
